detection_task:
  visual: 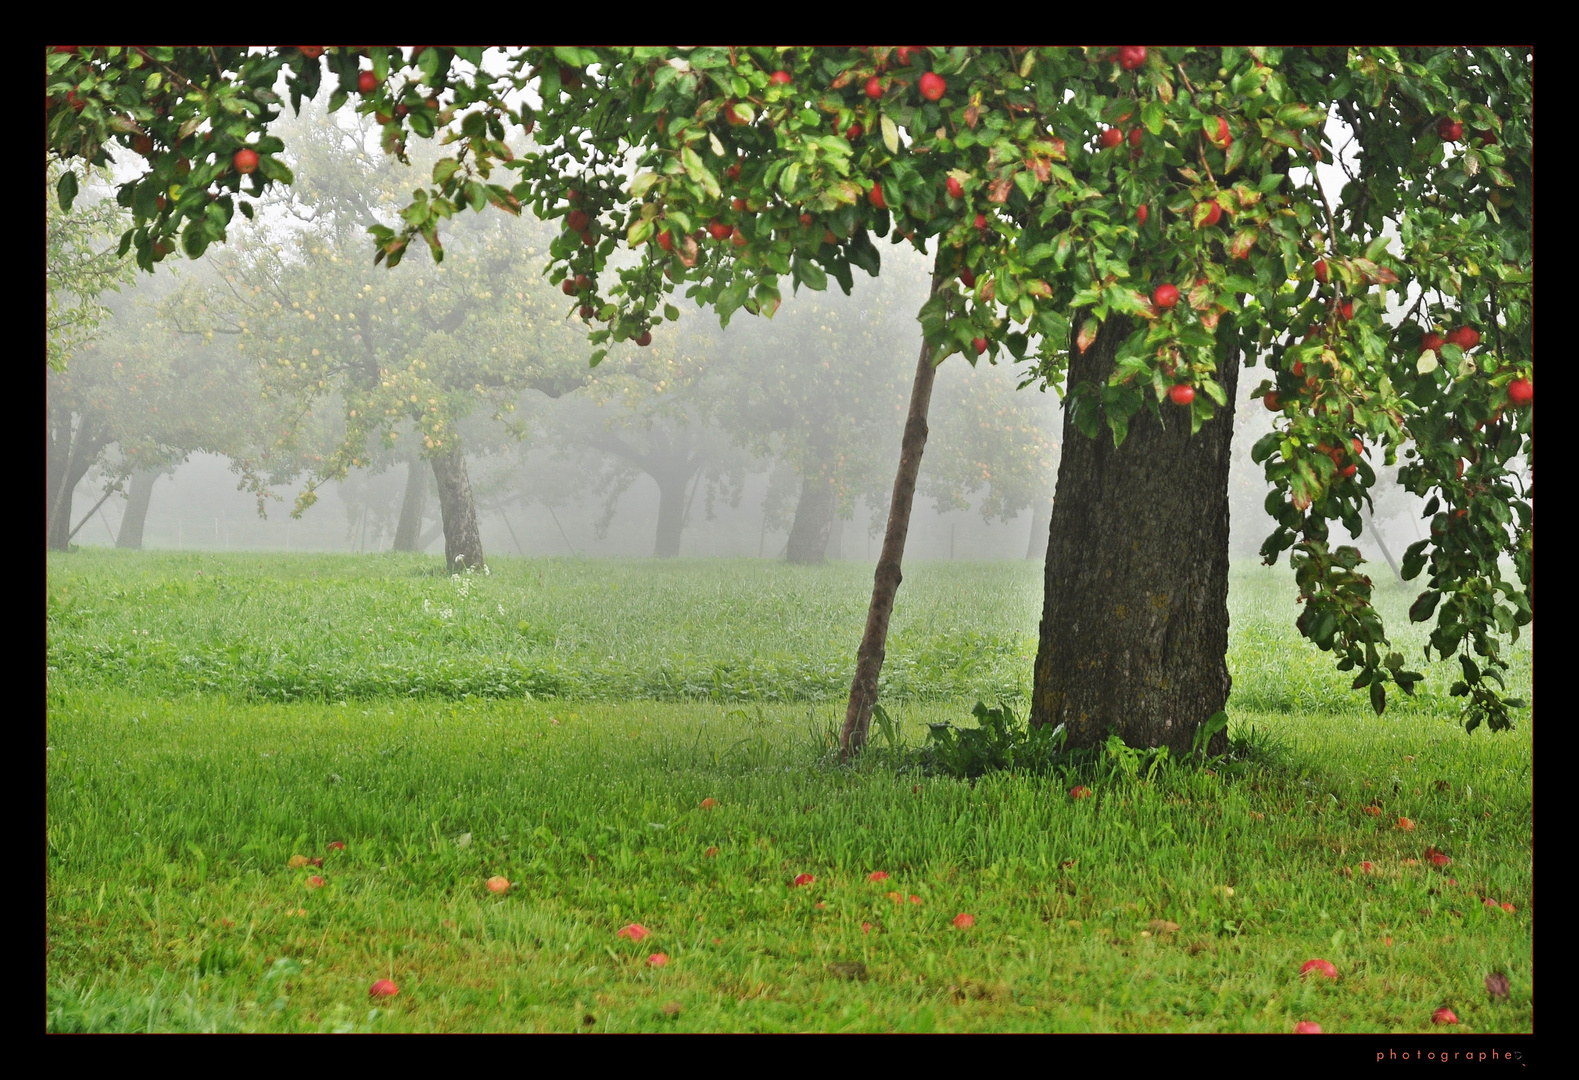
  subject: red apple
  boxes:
[562,279,576,296]
[960,267,976,288]
[1209,116,1232,149]
[972,337,988,356]
[636,331,653,347]
[1099,127,1124,149]
[1432,1007,1459,1025]
[1341,464,1358,478]
[726,162,741,181]
[1169,384,1195,406]
[846,122,863,140]
[566,209,589,232]
[1136,204,1149,225]
[699,797,716,809]
[575,274,592,291]
[1117,46,1147,71]
[946,176,964,199]
[731,197,747,212]
[770,71,792,85]
[705,846,719,857]
[1300,958,1338,980]
[369,978,399,999]
[486,875,510,893]
[865,76,884,99]
[1421,331,1445,354]
[233,148,259,174]
[1128,126,1144,148]
[132,133,154,157]
[646,952,669,967]
[708,220,732,241]
[1339,300,1354,321]
[616,924,650,941]
[793,873,815,887]
[327,841,346,851]
[867,871,889,882]
[579,305,595,320]
[1070,785,1092,799]
[952,912,976,928]
[1437,118,1463,142]
[1198,199,1223,227]
[656,230,674,252]
[1263,391,1281,412]
[868,184,887,210]
[919,72,946,101]
[974,213,988,231]
[731,226,747,247]
[1314,259,1329,284]
[1475,127,1498,145]
[1507,378,1532,406]
[1447,326,1480,350]
[1153,283,1180,309]
[357,70,378,94]
[1294,1021,1323,1033]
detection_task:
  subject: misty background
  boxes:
[50,92,1437,578]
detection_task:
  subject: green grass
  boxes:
[45,552,1533,1032]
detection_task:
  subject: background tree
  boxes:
[49,46,1533,752]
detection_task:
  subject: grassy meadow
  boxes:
[45,551,1533,1032]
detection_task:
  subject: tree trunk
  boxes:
[1030,318,1239,756]
[839,270,945,757]
[826,515,843,561]
[652,466,689,559]
[47,408,100,551]
[785,468,835,565]
[116,469,161,549]
[429,445,486,573]
[391,458,430,552]
[1025,497,1052,560]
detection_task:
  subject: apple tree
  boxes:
[47,46,1533,750]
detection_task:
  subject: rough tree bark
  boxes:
[1030,318,1239,756]
[391,457,430,552]
[839,271,944,757]
[785,467,836,565]
[116,469,161,549]
[1025,497,1052,560]
[429,444,486,573]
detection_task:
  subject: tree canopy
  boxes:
[47,46,1533,733]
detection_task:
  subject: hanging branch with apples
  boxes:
[46,45,1532,739]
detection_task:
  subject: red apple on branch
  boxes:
[357,70,378,94]
[1153,283,1180,309]
[233,148,259,174]
[919,72,946,101]
[1169,384,1195,406]
[1117,46,1147,71]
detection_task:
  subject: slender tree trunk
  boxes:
[839,270,945,757]
[1030,318,1239,756]
[47,409,100,551]
[785,468,835,565]
[826,515,843,561]
[116,469,161,549]
[652,467,690,558]
[391,458,430,552]
[1025,497,1052,560]
[429,445,486,573]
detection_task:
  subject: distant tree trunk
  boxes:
[115,469,161,549]
[826,515,843,561]
[391,458,430,552]
[1025,498,1052,560]
[785,468,835,565]
[839,268,945,757]
[1029,318,1239,756]
[47,407,103,551]
[652,465,690,559]
[429,445,485,573]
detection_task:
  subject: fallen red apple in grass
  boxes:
[486,876,510,894]
[1432,1006,1459,1025]
[699,797,716,809]
[1294,1021,1323,1033]
[1426,848,1452,867]
[868,871,890,883]
[647,952,669,968]
[908,895,922,905]
[952,913,975,928]
[1300,958,1338,980]
[704,846,719,858]
[617,924,651,942]
[793,873,815,887]
[369,978,399,999]
[1396,817,1416,831]
[306,875,325,888]
[1070,786,1093,799]
[861,922,873,934]
[1501,902,1516,913]
[1359,861,1374,873]
[326,841,346,851]
[1362,805,1381,816]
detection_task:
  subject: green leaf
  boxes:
[880,114,899,155]
[56,170,79,212]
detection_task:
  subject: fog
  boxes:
[49,91,1444,577]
